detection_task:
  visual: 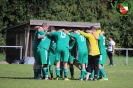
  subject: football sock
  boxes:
[79,66,82,70]
[37,67,41,77]
[49,66,53,78]
[34,69,38,77]
[60,67,63,77]
[80,69,86,79]
[56,68,60,77]
[97,69,102,78]
[64,68,68,78]
[70,65,74,77]
[42,67,48,78]
[91,70,94,78]
[99,67,107,78]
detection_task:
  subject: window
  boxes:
[16,34,24,46]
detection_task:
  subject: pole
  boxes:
[20,46,22,60]
[126,49,128,65]
[24,25,30,58]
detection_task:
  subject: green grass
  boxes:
[0,53,5,61]
[0,55,133,88]
[0,65,133,88]
[105,55,133,66]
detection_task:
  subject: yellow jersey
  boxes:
[78,30,101,56]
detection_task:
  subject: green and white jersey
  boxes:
[50,32,70,48]
[98,35,106,55]
[49,37,56,54]
[32,30,39,51]
[32,30,46,50]
[70,33,88,51]
[37,31,51,50]
[69,40,76,51]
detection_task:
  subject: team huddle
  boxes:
[32,22,108,81]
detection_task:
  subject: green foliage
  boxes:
[0,0,133,54]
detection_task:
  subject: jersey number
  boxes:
[60,32,66,38]
[80,35,84,41]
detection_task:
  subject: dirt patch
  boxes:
[0,61,9,64]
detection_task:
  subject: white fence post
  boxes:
[20,46,23,60]
[126,49,128,65]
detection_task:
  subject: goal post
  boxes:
[0,46,23,60]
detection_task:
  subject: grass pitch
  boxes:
[0,55,133,88]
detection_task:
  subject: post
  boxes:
[30,32,33,57]
[20,46,22,60]
[126,49,128,65]
[24,25,30,58]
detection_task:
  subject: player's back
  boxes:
[50,32,70,48]
[73,33,88,51]
[33,30,40,49]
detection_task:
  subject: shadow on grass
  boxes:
[0,77,85,81]
[0,77,34,80]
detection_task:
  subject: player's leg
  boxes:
[49,65,53,78]
[36,48,42,79]
[60,61,63,79]
[55,47,61,80]
[69,63,74,79]
[90,70,94,80]
[33,61,38,78]
[98,64,108,81]
[48,52,55,79]
[107,51,113,66]
[98,54,108,81]
[40,49,49,80]
[98,55,103,79]
[33,49,38,79]
[63,47,69,80]
[82,52,90,81]
[69,53,74,79]
[86,55,93,79]
[93,55,100,81]
[74,60,82,70]
[78,51,85,80]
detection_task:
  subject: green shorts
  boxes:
[76,50,88,64]
[32,47,37,61]
[56,46,69,62]
[48,52,56,66]
[99,54,106,64]
[68,52,75,63]
[36,47,48,65]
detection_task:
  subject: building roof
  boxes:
[3,20,101,30]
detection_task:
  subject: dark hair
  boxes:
[90,26,96,30]
[108,36,113,39]
[48,26,55,32]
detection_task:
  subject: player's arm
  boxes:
[38,33,45,39]
[34,26,40,29]
[92,31,99,40]
[46,32,58,37]
[78,30,89,38]
[62,29,70,35]
[34,26,45,35]
[37,30,47,39]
